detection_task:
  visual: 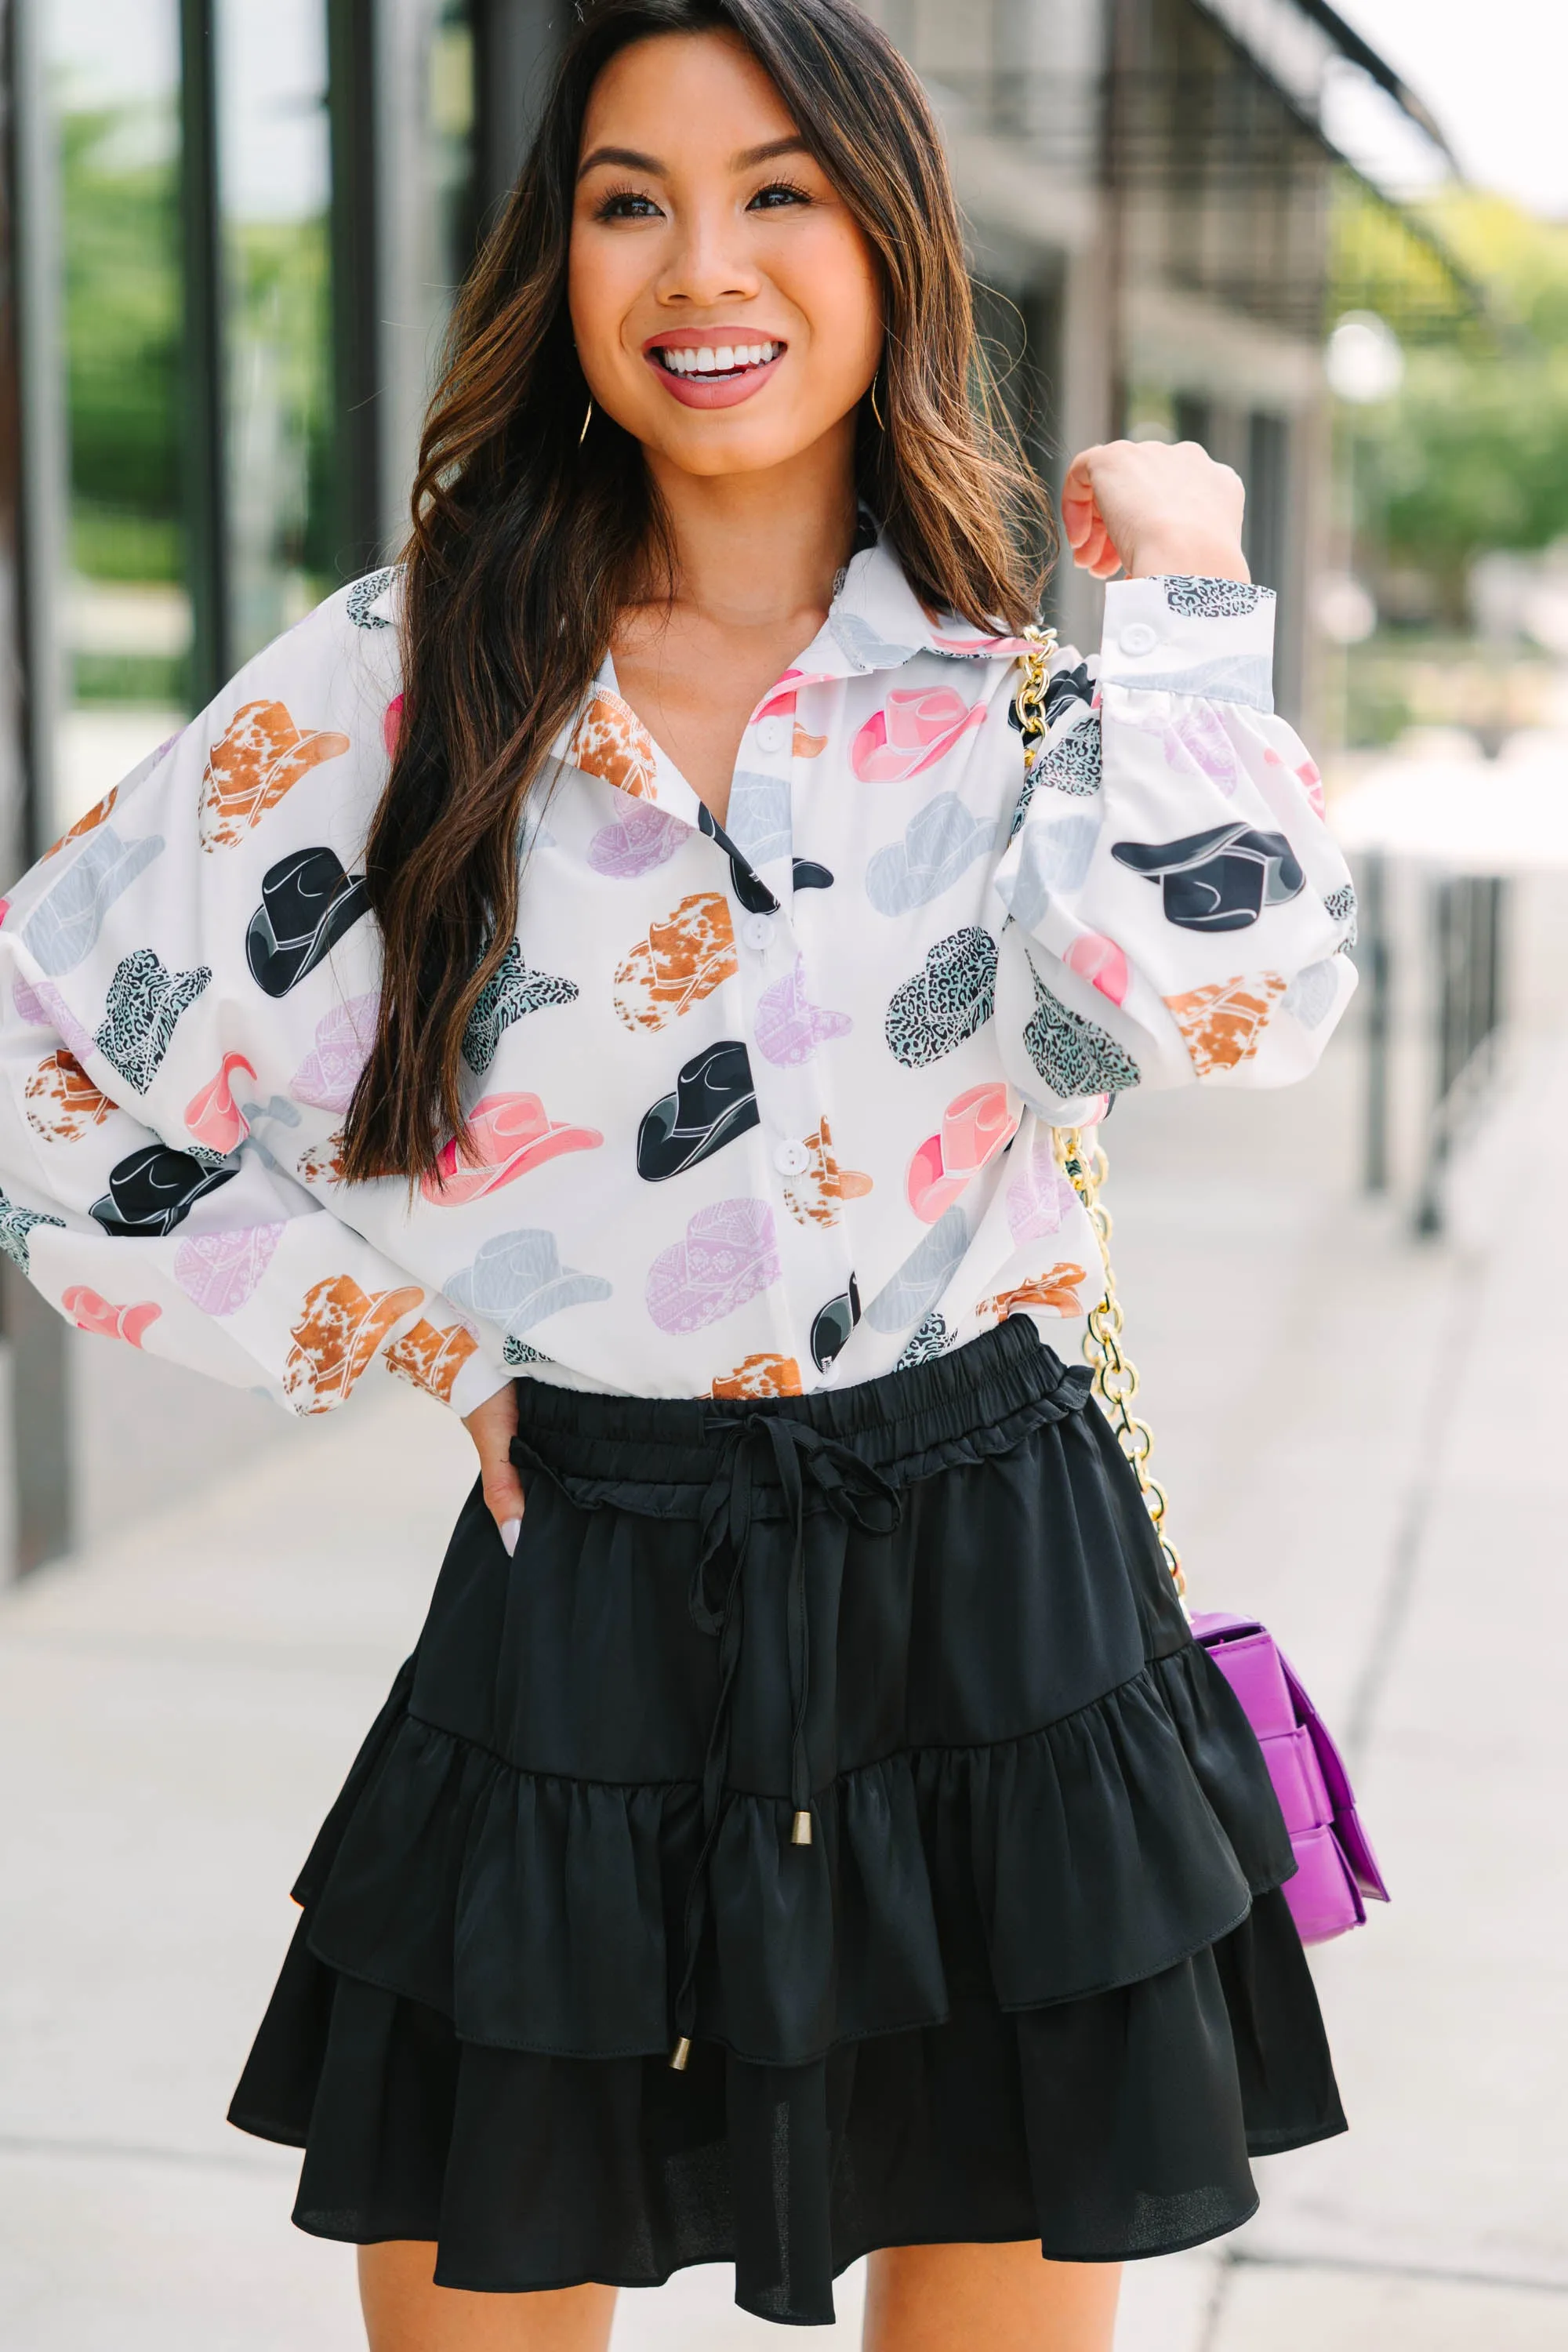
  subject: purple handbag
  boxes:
[1190,1610,1389,1943]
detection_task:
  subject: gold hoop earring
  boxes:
[869,371,885,431]
[579,397,593,445]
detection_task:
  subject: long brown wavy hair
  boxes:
[342,0,1054,1185]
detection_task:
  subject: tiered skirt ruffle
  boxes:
[230,1323,1344,2325]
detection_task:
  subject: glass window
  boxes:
[46,0,186,829]
[217,0,334,664]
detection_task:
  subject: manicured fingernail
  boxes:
[499,1517,521,1557]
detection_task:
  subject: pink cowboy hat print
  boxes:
[851,685,986,783]
[905,1082,1020,1223]
[423,1093,603,1206]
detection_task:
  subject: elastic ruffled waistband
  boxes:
[512,1319,1092,1513]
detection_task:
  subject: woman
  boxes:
[0,2,1356,2344]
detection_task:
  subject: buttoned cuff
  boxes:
[1098,575,1276,713]
[448,1345,517,1420]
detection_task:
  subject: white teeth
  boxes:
[659,339,779,377]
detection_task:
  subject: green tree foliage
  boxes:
[1356,194,1568,623]
[61,106,183,582]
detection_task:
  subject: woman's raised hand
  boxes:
[1061,439,1249,585]
[463,1383,526,1555]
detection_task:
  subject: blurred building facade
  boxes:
[0,0,1442,1571]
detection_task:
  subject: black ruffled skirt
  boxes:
[229,1318,1344,2325]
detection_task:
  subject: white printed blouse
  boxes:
[0,534,1356,1416]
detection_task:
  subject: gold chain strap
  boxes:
[1013,637,1185,1603]
[1054,1131,1185,1599]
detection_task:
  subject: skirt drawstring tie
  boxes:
[670,1413,901,2069]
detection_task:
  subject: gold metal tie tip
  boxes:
[669,2035,692,2071]
[791,1809,813,1846]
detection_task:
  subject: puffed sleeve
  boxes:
[991,574,1357,1117]
[0,578,512,1419]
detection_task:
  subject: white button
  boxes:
[741,913,775,951]
[1118,622,1158,657]
[773,1139,811,1176]
[753,716,789,755]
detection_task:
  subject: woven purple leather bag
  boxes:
[1189,1609,1388,1941]
[1054,1123,1389,1947]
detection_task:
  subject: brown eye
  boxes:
[748,180,811,211]
[596,187,662,221]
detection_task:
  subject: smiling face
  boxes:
[568,30,884,482]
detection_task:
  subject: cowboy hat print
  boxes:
[637,1040,759,1182]
[1064,931,1131,1007]
[185,1052,258,1154]
[753,957,851,1068]
[23,825,166,976]
[174,1222,284,1316]
[1022,956,1140,1100]
[781,1117,873,1229]
[588,804,686,880]
[245,848,370,998]
[851,685,986,784]
[292,993,379,1110]
[95,948,212,1094]
[905,1083,1019,1225]
[1283,958,1339,1031]
[862,1203,969,1335]
[811,1275,862,1373]
[976,1263,1089,1323]
[463,942,579,1072]
[0,1184,64,1275]
[346,567,397,629]
[884,927,997,1069]
[445,1228,612,1337]
[91,1142,239,1238]
[1006,1134,1079,1247]
[645,1198,781,1334]
[60,1286,162,1347]
[198,699,351,852]
[1003,811,1103,933]
[895,1309,949,1368]
[710,1351,804,1399]
[568,689,659,799]
[24,1051,114,1145]
[615,894,736,1033]
[14,975,97,1063]
[724,771,793,868]
[421,1094,603,1206]
[384,1316,480,1405]
[1163,971,1287,1077]
[866,793,997,916]
[296,1131,347,1188]
[1111,822,1305,933]
[283,1274,424,1413]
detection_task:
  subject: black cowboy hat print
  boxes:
[1111,822,1304,933]
[91,1142,238,1238]
[637,1040,760,1182]
[246,847,371,998]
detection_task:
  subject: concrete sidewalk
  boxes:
[2,984,1566,2347]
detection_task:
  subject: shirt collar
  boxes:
[797,531,1036,681]
[549,530,1036,808]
